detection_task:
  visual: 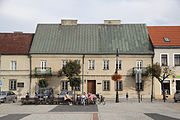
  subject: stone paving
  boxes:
[0,99,179,120]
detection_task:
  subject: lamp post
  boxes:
[115,48,119,103]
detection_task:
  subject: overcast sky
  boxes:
[0,0,180,33]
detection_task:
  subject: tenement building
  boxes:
[148,26,180,99]
[0,32,34,98]
[29,19,154,98]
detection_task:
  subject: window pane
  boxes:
[175,54,180,66]
[161,54,167,66]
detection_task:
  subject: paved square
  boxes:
[50,105,98,112]
[0,114,30,120]
[144,113,180,120]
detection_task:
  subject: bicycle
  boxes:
[96,94,106,105]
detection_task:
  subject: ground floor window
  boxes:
[9,79,17,90]
[136,81,144,91]
[162,80,170,95]
[75,84,80,91]
[116,80,123,91]
[176,80,180,91]
[61,81,68,90]
[103,80,110,91]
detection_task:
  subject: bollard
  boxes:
[141,95,142,101]
[126,92,128,100]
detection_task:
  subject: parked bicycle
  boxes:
[96,94,105,105]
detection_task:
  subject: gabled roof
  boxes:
[0,33,34,54]
[147,26,180,47]
[30,24,153,55]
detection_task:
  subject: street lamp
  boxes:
[115,48,119,103]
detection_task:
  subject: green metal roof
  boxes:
[30,24,153,54]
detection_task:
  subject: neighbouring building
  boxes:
[148,26,180,99]
[29,19,154,98]
[0,32,34,98]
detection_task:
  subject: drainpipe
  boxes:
[29,54,32,96]
[151,55,154,102]
[82,54,85,94]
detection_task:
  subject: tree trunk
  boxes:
[161,82,166,102]
[73,87,76,104]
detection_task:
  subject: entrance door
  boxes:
[87,80,96,94]
[176,80,180,90]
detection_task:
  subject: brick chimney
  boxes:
[61,19,78,25]
[104,20,121,25]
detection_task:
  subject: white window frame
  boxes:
[174,79,180,92]
[103,80,110,91]
[88,60,95,70]
[62,60,67,68]
[41,60,46,71]
[136,60,143,70]
[9,79,17,90]
[10,61,17,70]
[116,80,123,91]
[103,60,109,70]
[160,53,169,66]
[61,81,68,90]
[173,53,180,66]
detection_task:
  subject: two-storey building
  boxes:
[148,26,180,99]
[0,32,33,98]
[30,19,154,98]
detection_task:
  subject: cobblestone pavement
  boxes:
[0,99,179,120]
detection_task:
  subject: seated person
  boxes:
[65,92,72,105]
[88,92,93,104]
[81,92,87,106]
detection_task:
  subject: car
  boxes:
[174,90,180,102]
[35,88,54,99]
[58,90,73,100]
[0,91,17,103]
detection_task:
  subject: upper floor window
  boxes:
[41,60,46,70]
[174,54,180,66]
[116,60,122,70]
[136,60,142,70]
[61,81,68,90]
[103,60,109,70]
[103,80,110,91]
[10,61,16,70]
[161,54,168,66]
[89,60,95,70]
[62,60,67,67]
[9,79,16,90]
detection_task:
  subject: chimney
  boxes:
[104,20,121,25]
[61,19,78,25]
[14,31,23,34]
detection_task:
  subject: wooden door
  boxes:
[87,80,96,94]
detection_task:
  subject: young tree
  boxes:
[58,60,81,103]
[147,63,174,102]
[38,79,48,88]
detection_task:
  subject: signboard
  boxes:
[0,80,2,87]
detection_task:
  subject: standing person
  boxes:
[65,92,73,105]
[81,92,87,106]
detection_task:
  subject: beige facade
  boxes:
[153,49,180,99]
[31,54,153,98]
[0,55,30,98]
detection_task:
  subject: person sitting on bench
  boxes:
[65,92,72,105]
